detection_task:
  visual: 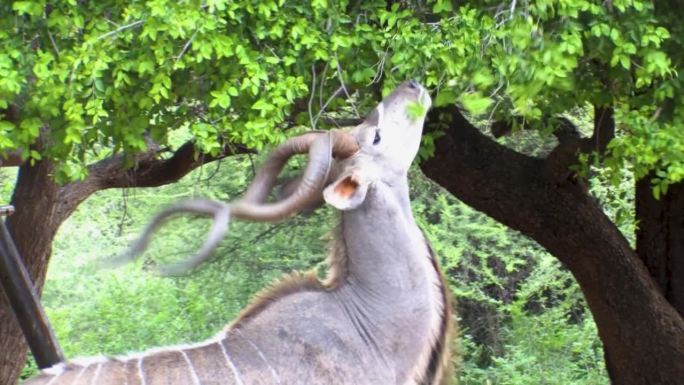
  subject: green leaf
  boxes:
[311,0,327,10]
[12,1,43,16]
[137,61,155,75]
[434,89,458,107]
[433,0,453,13]
[20,118,42,141]
[459,92,493,115]
[406,101,427,120]
[472,69,494,88]
[209,91,231,109]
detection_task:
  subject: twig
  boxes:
[96,20,145,41]
[117,188,130,237]
[46,29,60,56]
[371,45,391,85]
[509,0,517,20]
[318,63,329,110]
[335,57,360,117]
[216,221,290,272]
[175,30,198,64]
[371,54,386,84]
[486,99,503,127]
[247,153,257,179]
[650,107,662,122]
[198,158,222,183]
[104,18,120,27]
[312,85,346,128]
[322,116,364,127]
[309,64,317,130]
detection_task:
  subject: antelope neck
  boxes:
[334,177,445,384]
[341,178,431,293]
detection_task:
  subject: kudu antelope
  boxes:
[25,80,453,385]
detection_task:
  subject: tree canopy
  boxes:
[3,0,682,187]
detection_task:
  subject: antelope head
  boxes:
[120,80,430,275]
[323,79,431,210]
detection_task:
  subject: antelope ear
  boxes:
[323,172,369,211]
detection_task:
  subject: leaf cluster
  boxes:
[4,0,683,191]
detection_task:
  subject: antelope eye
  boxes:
[373,130,381,145]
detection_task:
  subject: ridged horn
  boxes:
[236,130,359,219]
[115,130,359,275]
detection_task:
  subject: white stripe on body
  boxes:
[44,372,61,385]
[234,329,281,385]
[180,350,202,385]
[137,357,146,385]
[218,339,245,385]
[71,364,88,385]
[90,363,102,385]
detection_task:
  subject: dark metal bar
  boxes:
[0,206,15,216]
[0,205,64,368]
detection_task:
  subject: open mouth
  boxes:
[406,80,432,110]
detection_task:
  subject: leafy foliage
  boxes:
[3,1,684,190]
[411,171,607,384]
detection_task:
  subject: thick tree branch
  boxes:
[548,105,615,171]
[57,140,254,216]
[0,151,24,167]
[580,105,615,154]
[88,141,253,190]
[420,105,684,384]
[491,105,614,172]
[321,116,364,127]
[636,175,684,317]
[490,115,581,144]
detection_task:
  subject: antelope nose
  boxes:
[407,79,420,89]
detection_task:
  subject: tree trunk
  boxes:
[636,177,684,317]
[0,160,72,385]
[0,139,250,384]
[421,107,684,385]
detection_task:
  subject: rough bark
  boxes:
[0,159,61,385]
[420,107,684,385]
[636,177,684,317]
[0,142,251,385]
